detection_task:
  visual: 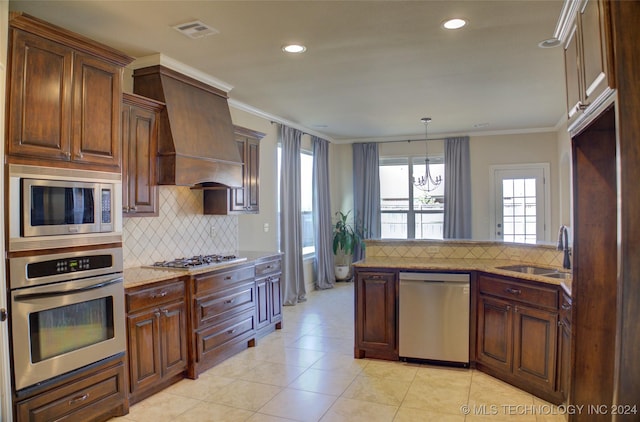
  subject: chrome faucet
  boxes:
[557,225,571,269]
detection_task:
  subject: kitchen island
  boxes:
[353,240,571,405]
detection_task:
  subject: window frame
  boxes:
[380,156,445,240]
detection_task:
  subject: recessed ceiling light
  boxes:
[442,18,468,30]
[282,44,307,54]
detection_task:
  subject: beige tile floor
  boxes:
[112,282,567,422]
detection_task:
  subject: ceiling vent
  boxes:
[173,20,219,39]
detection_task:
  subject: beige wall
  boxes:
[470,131,560,241]
[332,132,562,243]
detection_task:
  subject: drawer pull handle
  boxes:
[505,287,521,295]
[227,328,237,335]
[225,276,232,280]
[561,303,571,310]
[266,265,273,269]
[153,291,168,299]
[154,311,161,317]
[224,298,235,304]
[69,393,89,405]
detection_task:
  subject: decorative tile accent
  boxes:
[365,240,564,268]
[123,186,238,268]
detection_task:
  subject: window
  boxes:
[300,151,315,255]
[277,147,315,256]
[380,156,445,239]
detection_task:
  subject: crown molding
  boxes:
[129,53,234,93]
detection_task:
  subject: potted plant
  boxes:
[332,210,365,281]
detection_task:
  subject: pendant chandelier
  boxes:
[413,117,442,192]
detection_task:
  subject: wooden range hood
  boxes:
[132,65,243,188]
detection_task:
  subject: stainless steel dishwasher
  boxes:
[399,272,470,366]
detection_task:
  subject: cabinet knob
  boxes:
[0,309,6,322]
[62,151,71,159]
[505,287,521,295]
[154,311,161,317]
[224,298,236,304]
[561,303,571,310]
[227,328,237,335]
[76,152,84,159]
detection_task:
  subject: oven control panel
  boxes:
[27,255,114,279]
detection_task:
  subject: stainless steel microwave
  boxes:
[8,164,123,252]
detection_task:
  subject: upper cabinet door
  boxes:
[7,29,73,160]
[6,13,133,172]
[71,52,123,168]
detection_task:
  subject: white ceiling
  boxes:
[8,0,567,142]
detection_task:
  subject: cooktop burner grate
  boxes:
[150,254,246,270]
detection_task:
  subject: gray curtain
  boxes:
[443,136,472,239]
[312,136,335,289]
[279,125,306,305]
[352,142,381,262]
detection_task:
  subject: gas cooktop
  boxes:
[147,254,247,271]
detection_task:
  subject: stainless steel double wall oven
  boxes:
[7,164,126,392]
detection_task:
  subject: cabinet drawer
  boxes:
[196,309,255,359]
[194,281,255,329]
[255,259,282,277]
[478,275,558,310]
[194,265,255,295]
[15,359,126,422]
[126,280,185,312]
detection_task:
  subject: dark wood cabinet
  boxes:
[190,264,257,377]
[6,13,132,172]
[14,353,128,422]
[477,295,513,372]
[254,256,283,338]
[354,268,398,360]
[126,278,188,404]
[122,93,164,216]
[557,291,572,403]
[203,126,265,215]
[562,0,614,132]
[476,273,562,404]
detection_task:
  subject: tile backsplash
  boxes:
[123,186,238,268]
[365,239,565,268]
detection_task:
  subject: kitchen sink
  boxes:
[497,265,571,280]
[497,265,558,275]
[539,271,571,280]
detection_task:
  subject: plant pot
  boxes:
[335,265,351,281]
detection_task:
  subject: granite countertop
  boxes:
[353,257,572,294]
[124,250,282,289]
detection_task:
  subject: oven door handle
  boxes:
[13,277,123,301]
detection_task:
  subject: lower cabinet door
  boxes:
[269,274,282,323]
[160,301,188,377]
[128,310,161,394]
[513,304,557,388]
[256,277,270,330]
[477,295,513,373]
[355,271,397,360]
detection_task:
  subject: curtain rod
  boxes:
[270,121,331,142]
[353,137,445,144]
